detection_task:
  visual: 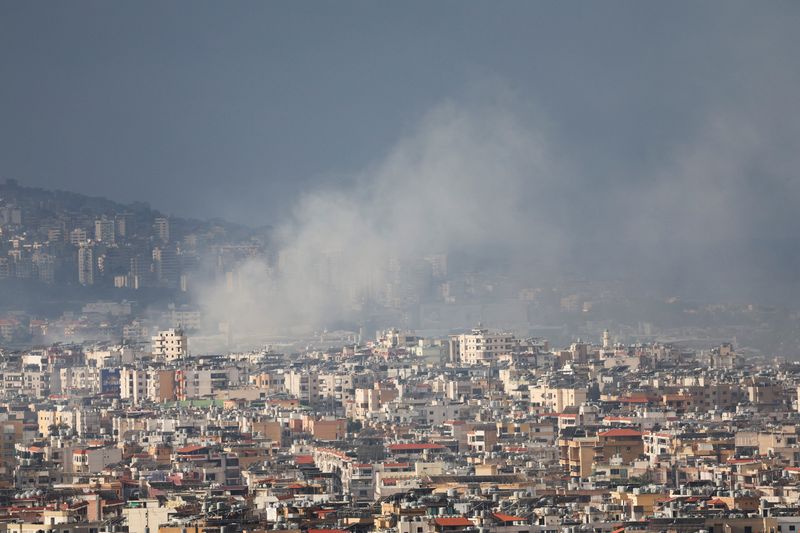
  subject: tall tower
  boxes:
[153,217,170,242]
[94,217,116,244]
[153,246,179,288]
[602,329,611,350]
[78,243,94,286]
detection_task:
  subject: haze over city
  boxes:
[3,2,800,348]
[4,4,800,533]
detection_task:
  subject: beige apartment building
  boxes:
[151,328,188,361]
[448,327,518,365]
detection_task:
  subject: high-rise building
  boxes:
[153,217,169,242]
[128,254,148,289]
[70,228,88,246]
[115,212,132,238]
[0,418,23,486]
[94,217,115,244]
[32,251,55,284]
[152,246,179,288]
[0,204,22,226]
[77,243,94,286]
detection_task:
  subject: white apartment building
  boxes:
[529,383,588,412]
[94,217,115,244]
[175,368,238,400]
[449,327,518,365]
[120,368,147,404]
[151,328,188,360]
[69,228,87,246]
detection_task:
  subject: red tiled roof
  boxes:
[619,396,654,403]
[176,444,207,454]
[295,454,314,465]
[434,517,473,527]
[492,512,524,522]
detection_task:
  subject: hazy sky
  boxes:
[2,2,798,228]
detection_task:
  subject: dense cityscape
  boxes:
[4,180,800,532]
[1,322,800,533]
[3,2,800,533]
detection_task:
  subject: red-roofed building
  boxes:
[433,517,474,531]
[492,512,526,524]
[618,395,658,405]
[176,444,208,455]
[383,462,411,471]
[597,429,643,465]
[708,498,729,509]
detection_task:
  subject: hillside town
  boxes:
[4,179,800,358]
[0,326,796,533]
[4,2,800,533]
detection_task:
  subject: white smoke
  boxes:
[196,86,800,344]
[197,98,566,337]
